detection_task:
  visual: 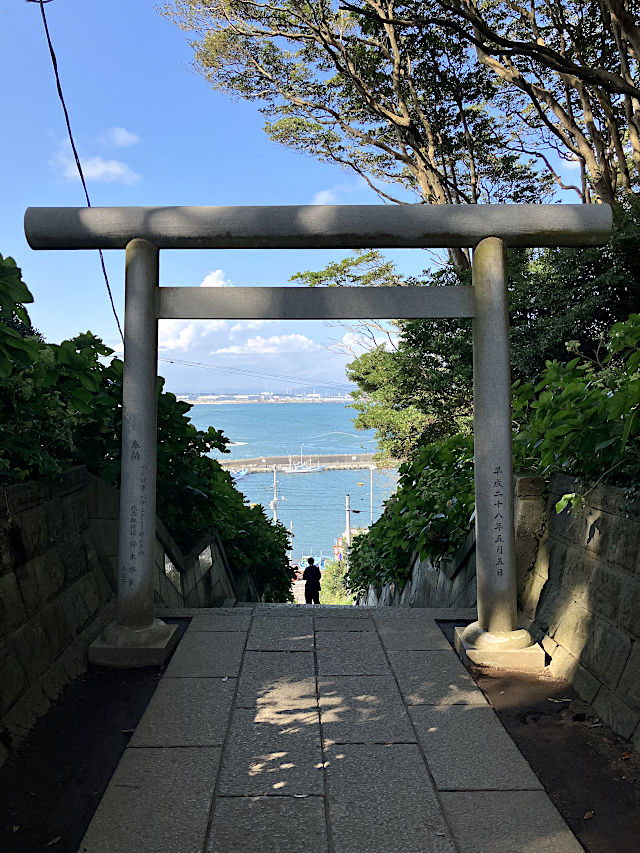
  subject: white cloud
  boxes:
[156,270,236,350]
[81,157,140,184]
[158,320,198,351]
[230,320,268,337]
[158,318,228,351]
[339,329,398,353]
[213,333,321,355]
[52,149,140,185]
[99,127,141,148]
[313,189,339,204]
[341,331,370,351]
[312,179,366,205]
[200,269,233,288]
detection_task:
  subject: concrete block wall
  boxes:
[0,467,243,767]
[0,468,115,766]
[361,473,640,748]
[358,526,478,610]
[519,473,640,750]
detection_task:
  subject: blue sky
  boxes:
[1,0,431,395]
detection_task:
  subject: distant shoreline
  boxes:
[180,397,352,406]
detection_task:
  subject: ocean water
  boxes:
[188,402,398,562]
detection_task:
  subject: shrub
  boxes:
[0,253,293,601]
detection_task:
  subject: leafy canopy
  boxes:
[347,312,640,593]
[0,253,293,602]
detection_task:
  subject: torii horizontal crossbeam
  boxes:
[24,204,611,250]
[156,285,475,319]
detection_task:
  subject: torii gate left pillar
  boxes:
[88,238,179,665]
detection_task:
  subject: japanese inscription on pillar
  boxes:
[493,466,504,577]
[120,440,147,589]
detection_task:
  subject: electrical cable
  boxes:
[158,355,355,392]
[29,0,124,343]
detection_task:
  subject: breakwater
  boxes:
[219,452,388,473]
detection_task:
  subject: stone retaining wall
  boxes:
[0,466,242,767]
[520,473,640,750]
[360,474,640,748]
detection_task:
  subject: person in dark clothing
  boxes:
[302,557,321,604]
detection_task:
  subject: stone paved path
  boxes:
[78,605,583,853]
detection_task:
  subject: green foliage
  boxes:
[347,313,640,594]
[0,257,293,602]
[508,198,640,380]
[346,434,475,595]
[0,254,40,377]
[319,558,354,605]
[513,314,640,490]
[0,328,117,483]
[290,250,402,289]
[301,200,640,462]
[166,0,548,222]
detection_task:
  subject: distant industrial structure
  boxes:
[176,391,351,405]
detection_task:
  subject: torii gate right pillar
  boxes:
[456,237,544,670]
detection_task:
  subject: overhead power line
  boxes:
[29,0,124,342]
[158,355,355,393]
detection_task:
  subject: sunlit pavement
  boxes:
[78,605,582,853]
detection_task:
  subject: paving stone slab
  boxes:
[188,612,252,632]
[325,744,455,853]
[164,631,246,678]
[247,616,314,651]
[387,650,488,706]
[409,705,543,791]
[316,631,388,675]
[130,677,236,747]
[159,607,245,617]
[217,708,324,796]
[440,791,583,852]
[314,616,375,631]
[249,605,311,616]
[78,747,220,853]
[208,796,328,853]
[369,608,450,618]
[318,676,415,744]
[316,607,375,618]
[235,651,316,708]
[376,621,450,651]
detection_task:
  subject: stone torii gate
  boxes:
[25,204,611,667]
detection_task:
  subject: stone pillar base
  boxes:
[88,619,179,668]
[455,623,545,672]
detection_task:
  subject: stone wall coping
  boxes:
[442,526,477,581]
[549,472,640,519]
[154,521,236,591]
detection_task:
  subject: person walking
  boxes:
[303,557,321,605]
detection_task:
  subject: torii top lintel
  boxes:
[24,204,612,250]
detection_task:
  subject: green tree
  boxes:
[166,1,640,208]
[319,558,354,604]
[0,255,294,602]
[347,312,640,593]
[291,197,640,461]
[346,433,475,594]
[164,0,549,268]
[0,254,41,377]
[513,313,640,487]
[343,1,640,203]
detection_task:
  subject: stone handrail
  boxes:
[154,516,254,608]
